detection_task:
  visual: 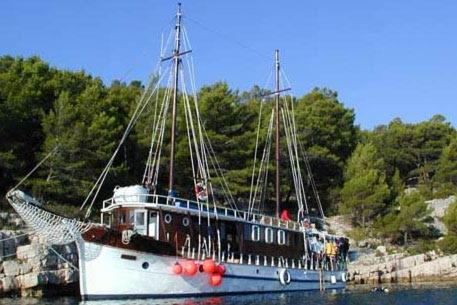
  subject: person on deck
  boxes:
[325,238,333,270]
[309,235,319,270]
[280,209,292,221]
[330,238,338,270]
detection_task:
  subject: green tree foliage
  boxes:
[370,116,455,196]
[377,191,431,245]
[388,169,404,202]
[340,142,390,227]
[295,88,359,212]
[438,197,457,254]
[197,83,258,201]
[1,55,456,232]
[443,198,457,236]
[394,191,431,245]
[435,136,457,195]
[0,56,57,196]
[31,80,140,204]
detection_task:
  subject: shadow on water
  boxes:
[1,284,457,305]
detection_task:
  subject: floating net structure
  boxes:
[6,190,92,245]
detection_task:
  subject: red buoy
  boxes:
[216,264,226,275]
[184,260,198,276]
[173,263,183,275]
[202,259,216,274]
[210,273,222,286]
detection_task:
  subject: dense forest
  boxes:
[1,55,457,252]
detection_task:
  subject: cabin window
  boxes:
[278,230,286,245]
[148,212,159,239]
[251,225,260,242]
[136,212,145,226]
[265,227,274,243]
[119,211,126,224]
[128,210,135,223]
[134,210,147,235]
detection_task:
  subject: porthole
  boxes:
[142,262,149,269]
[164,214,172,224]
[182,217,190,227]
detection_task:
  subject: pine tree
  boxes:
[439,198,457,254]
[295,88,359,213]
[393,191,431,245]
[197,83,258,202]
[33,80,134,205]
[435,136,457,194]
[340,142,390,227]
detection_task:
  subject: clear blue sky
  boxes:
[1,0,456,129]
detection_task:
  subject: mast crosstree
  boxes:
[249,50,326,220]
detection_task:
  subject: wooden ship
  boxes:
[6,3,349,299]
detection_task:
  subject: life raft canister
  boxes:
[279,268,291,286]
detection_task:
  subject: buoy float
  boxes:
[216,264,226,275]
[202,259,216,274]
[173,262,183,274]
[210,273,222,286]
[183,260,198,276]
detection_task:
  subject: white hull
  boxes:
[77,239,346,300]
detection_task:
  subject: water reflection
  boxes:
[1,285,457,305]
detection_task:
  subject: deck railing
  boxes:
[101,193,311,231]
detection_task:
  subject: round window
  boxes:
[142,262,149,269]
[182,217,190,227]
[164,214,172,224]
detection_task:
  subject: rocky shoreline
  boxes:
[347,250,457,285]
[0,230,78,297]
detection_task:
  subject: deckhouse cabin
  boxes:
[88,185,344,270]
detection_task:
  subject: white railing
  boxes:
[101,193,303,231]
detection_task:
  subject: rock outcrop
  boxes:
[427,196,456,234]
[348,250,457,285]
[0,230,78,297]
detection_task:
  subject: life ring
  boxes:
[341,272,347,282]
[279,268,291,286]
[195,183,208,201]
[197,190,208,201]
[122,230,134,245]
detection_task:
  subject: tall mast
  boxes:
[168,3,182,192]
[275,49,281,218]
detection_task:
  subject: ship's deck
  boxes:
[101,193,324,234]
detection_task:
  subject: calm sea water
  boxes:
[1,284,456,305]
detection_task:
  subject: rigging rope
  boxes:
[81,65,169,218]
[184,15,270,61]
[9,146,59,193]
